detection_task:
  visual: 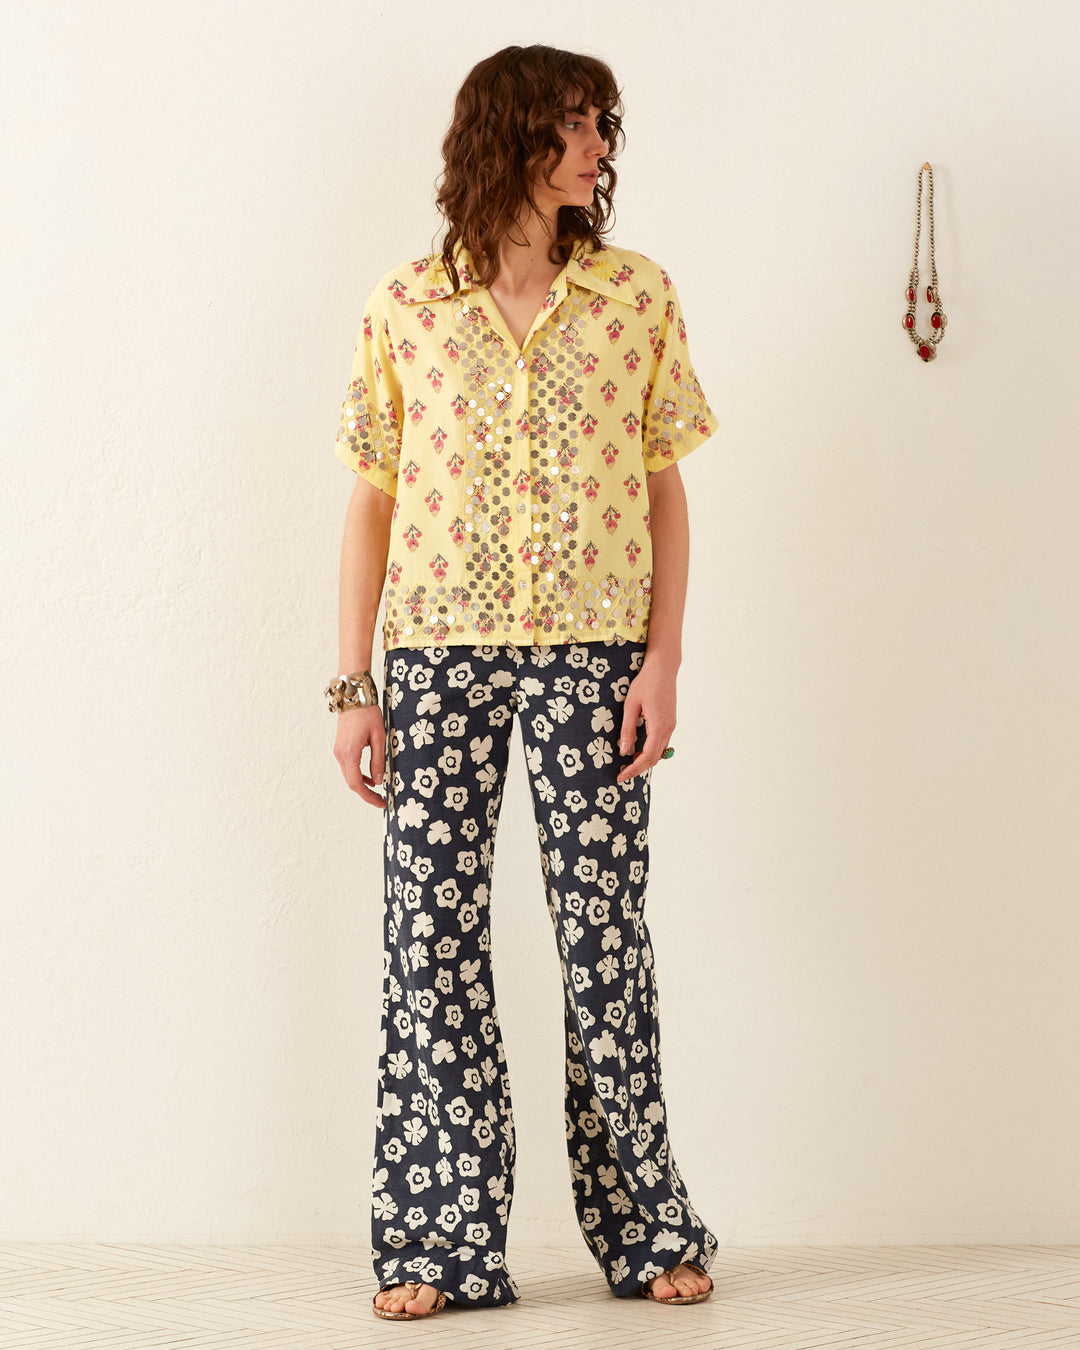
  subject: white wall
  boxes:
[3,0,1079,1246]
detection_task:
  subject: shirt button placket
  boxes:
[511,352,531,622]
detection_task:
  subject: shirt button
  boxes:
[517,502,525,512]
[516,357,526,369]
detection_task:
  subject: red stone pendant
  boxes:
[931,312,942,329]
[907,286,916,303]
[917,342,935,361]
[926,286,934,303]
[903,314,915,330]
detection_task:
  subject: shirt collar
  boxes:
[389,239,640,308]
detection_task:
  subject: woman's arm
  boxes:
[333,474,396,809]
[616,461,689,784]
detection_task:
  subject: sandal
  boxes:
[640,1260,714,1304]
[371,1280,448,1320]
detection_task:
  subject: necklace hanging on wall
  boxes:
[903,162,948,362]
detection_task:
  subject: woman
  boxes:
[328,44,720,1320]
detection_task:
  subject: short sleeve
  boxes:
[641,272,719,474]
[332,289,403,497]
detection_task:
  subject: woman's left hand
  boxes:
[615,656,677,783]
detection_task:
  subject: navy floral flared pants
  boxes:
[371,638,717,1306]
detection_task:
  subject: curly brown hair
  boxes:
[434,45,624,296]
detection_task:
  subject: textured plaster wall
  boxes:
[3,0,1079,1244]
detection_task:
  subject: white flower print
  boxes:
[567,646,590,668]
[466,982,490,1011]
[459,958,481,984]
[553,675,575,696]
[407,666,433,691]
[628,860,645,883]
[414,989,437,1018]
[623,798,641,824]
[478,1015,497,1045]
[595,784,620,812]
[589,1029,618,1061]
[410,911,434,939]
[547,695,573,723]
[637,1155,661,1188]
[557,745,584,776]
[570,963,593,993]
[462,1067,481,1091]
[531,713,554,742]
[620,1221,647,1244]
[434,967,453,994]
[383,1137,406,1163]
[574,856,598,884]
[390,658,408,681]
[410,768,439,799]
[403,1117,428,1145]
[433,878,460,907]
[546,847,564,877]
[416,691,442,716]
[436,1204,462,1231]
[596,954,620,983]
[426,819,451,845]
[465,1222,491,1243]
[409,717,435,748]
[568,1060,586,1085]
[588,655,610,679]
[610,1255,630,1283]
[604,999,627,1028]
[576,679,600,704]
[524,743,543,775]
[476,763,499,792]
[378,1095,402,1122]
[612,675,631,701]
[534,775,556,803]
[578,813,612,845]
[488,667,515,688]
[652,1229,684,1253]
[458,903,479,932]
[383,1227,407,1248]
[437,747,462,775]
[444,785,469,811]
[407,940,429,972]
[411,855,435,882]
[393,1009,412,1037]
[609,1189,633,1215]
[598,869,620,896]
[458,1185,480,1212]
[601,924,622,951]
[431,1039,457,1065]
[591,704,615,733]
[587,736,613,768]
[405,1164,432,1193]
[657,1200,685,1224]
[441,711,467,737]
[611,832,627,857]
[469,734,493,764]
[465,683,492,707]
[549,810,570,837]
[461,1274,490,1297]
[488,703,511,726]
[456,850,478,876]
[564,789,588,813]
[446,1096,473,1126]
[472,1118,495,1147]
[586,898,610,925]
[446,661,473,688]
[597,1164,619,1189]
[444,1004,463,1028]
[578,1111,602,1138]
[580,1206,601,1230]
[386,1050,412,1079]
[457,1154,481,1177]
[433,936,459,960]
[460,816,479,840]
[530,647,557,666]
[563,917,584,946]
[413,1019,431,1049]
[395,840,414,869]
[629,1071,647,1097]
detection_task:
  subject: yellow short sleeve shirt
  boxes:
[334,238,719,650]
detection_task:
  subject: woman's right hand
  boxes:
[333,706,387,809]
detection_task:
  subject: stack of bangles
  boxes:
[325,669,675,759]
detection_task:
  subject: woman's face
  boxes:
[531,101,608,213]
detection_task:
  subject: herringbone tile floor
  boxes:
[0,1241,1077,1348]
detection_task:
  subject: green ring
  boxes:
[661,747,675,760]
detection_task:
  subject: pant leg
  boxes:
[371,644,523,1307]
[516,637,719,1295]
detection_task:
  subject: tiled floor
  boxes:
[0,1240,1078,1348]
